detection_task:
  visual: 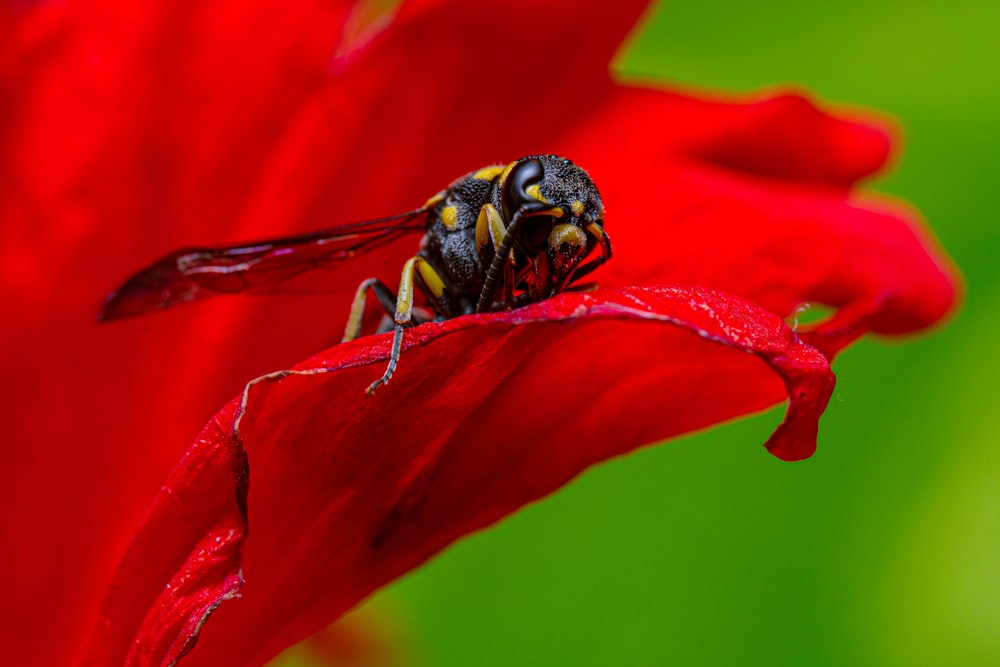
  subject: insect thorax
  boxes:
[421,166,503,296]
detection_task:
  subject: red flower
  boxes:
[0,1,956,666]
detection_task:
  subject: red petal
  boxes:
[567,87,958,356]
[690,92,893,186]
[1,4,365,662]
[574,86,894,187]
[77,404,249,666]
[79,285,833,666]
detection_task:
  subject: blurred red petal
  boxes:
[79,285,833,666]
[1,4,368,662]
[568,87,958,356]
[688,91,895,185]
[228,0,649,239]
[575,86,894,186]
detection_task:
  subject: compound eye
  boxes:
[501,158,548,220]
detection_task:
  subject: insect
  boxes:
[100,154,612,393]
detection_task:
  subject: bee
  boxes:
[100,154,612,392]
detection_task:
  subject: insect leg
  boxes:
[476,209,526,313]
[503,251,516,308]
[366,256,450,395]
[475,203,518,309]
[475,203,506,256]
[569,222,613,283]
[342,278,399,343]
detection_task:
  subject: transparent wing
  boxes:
[99,209,430,320]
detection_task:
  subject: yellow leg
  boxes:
[477,209,529,313]
[503,251,516,307]
[475,203,507,256]
[342,278,398,343]
[366,256,449,395]
[475,204,521,312]
[571,221,613,283]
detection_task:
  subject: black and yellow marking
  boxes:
[548,223,587,250]
[395,256,447,322]
[497,160,518,190]
[566,221,613,284]
[364,256,450,395]
[525,183,549,204]
[475,203,506,255]
[472,165,505,181]
[343,279,374,343]
[586,221,611,256]
[423,191,446,208]
[358,155,609,394]
[342,278,399,343]
[441,205,459,230]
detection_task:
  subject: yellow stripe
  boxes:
[571,200,586,216]
[416,259,447,299]
[423,191,445,208]
[441,205,458,229]
[497,160,518,190]
[472,165,505,181]
[476,206,489,252]
[587,221,607,243]
[395,258,418,321]
[525,183,550,204]
[396,257,447,323]
[476,204,503,254]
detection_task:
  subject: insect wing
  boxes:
[99,209,430,320]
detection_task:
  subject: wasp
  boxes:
[100,154,612,392]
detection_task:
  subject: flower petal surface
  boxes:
[79,285,833,666]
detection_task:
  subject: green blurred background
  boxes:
[281,1,999,665]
